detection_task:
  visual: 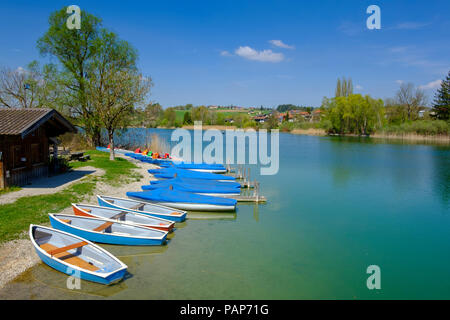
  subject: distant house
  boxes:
[311,109,322,121]
[0,108,77,189]
[252,115,269,123]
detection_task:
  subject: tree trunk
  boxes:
[109,131,115,161]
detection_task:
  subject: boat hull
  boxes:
[97,196,187,222]
[72,204,174,232]
[49,215,166,246]
[30,225,127,285]
[34,248,126,285]
[127,197,236,212]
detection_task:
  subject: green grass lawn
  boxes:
[0,149,142,243]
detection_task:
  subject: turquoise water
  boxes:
[1,132,449,299]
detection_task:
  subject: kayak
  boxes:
[148,168,235,181]
[150,177,242,189]
[49,214,168,246]
[126,189,237,212]
[72,203,175,232]
[158,162,227,173]
[97,195,187,222]
[30,224,127,285]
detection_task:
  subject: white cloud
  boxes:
[419,79,442,90]
[394,22,430,30]
[355,85,363,90]
[220,50,232,56]
[396,80,404,85]
[234,46,284,63]
[269,40,294,49]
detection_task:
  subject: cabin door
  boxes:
[0,151,4,189]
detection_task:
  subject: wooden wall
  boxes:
[0,127,50,188]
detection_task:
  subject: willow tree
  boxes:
[87,31,152,160]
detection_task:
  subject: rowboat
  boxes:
[72,203,175,232]
[97,195,187,222]
[49,213,167,246]
[158,162,227,173]
[141,180,241,196]
[150,177,242,189]
[148,168,236,181]
[126,189,237,212]
[30,225,127,285]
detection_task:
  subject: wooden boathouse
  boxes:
[0,108,77,189]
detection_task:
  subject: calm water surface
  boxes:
[1,131,449,299]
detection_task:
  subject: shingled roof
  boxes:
[0,108,77,138]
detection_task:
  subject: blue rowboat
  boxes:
[49,214,167,246]
[158,162,227,173]
[30,225,127,285]
[126,189,237,212]
[72,203,175,232]
[150,177,242,189]
[148,168,235,181]
[97,195,187,222]
[141,180,241,196]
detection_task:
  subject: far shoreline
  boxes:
[125,125,450,145]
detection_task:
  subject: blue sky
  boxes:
[0,0,449,108]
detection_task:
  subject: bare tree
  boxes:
[0,66,39,108]
[395,82,427,120]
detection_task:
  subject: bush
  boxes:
[380,120,449,136]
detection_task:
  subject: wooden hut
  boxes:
[0,108,77,189]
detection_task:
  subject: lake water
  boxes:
[1,130,449,299]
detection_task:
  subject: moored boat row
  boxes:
[31,147,266,285]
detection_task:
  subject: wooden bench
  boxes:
[40,243,99,272]
[93,221,114,232]
[70,152,84,161]
[129,203,144,210]
[110,212,127,220]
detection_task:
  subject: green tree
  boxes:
[432,71,450,120]
[183,111,192,124]
[163,108,176,127]
[143,102,163,127]
[87,30,151,160]
[322,94,384,135]
[37,7,103,146]
[335,77,353,97]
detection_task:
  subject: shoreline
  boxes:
[135,126,450,145]
[0,154,158,290]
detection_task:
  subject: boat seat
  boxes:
[110,212,127,220]
[92,221,114,232]
[129,204,144,210]
[60,219,72,224]
[40,243,99,272]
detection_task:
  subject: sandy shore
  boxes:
[0,154,157,290]
[290,128,327,136]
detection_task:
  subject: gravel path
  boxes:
[0,154,157,289]
[0,166,104,205]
